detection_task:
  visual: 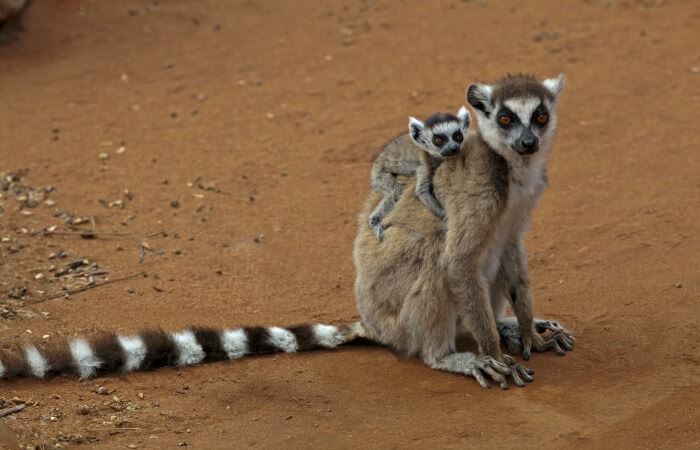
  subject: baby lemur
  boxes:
[368,107,470,239]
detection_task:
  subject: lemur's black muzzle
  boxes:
[514,128,539,155]
[441,146,460,157]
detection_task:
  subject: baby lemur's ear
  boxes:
[408,117,427,145]
[456,106,470,131]
[542,73,566,102]
[466,83,495,117]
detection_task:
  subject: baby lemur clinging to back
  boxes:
[368,106,470,239]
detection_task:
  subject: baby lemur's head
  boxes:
[408,106,470,158]
[466,73,565,164]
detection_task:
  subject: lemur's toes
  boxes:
[551,330,574,350]
[470,369,491,389]
[541,339,566,356]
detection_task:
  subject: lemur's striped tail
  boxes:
[0,322,368,381]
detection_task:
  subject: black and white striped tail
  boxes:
[0,322,367,380]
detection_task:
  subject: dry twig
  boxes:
[0,404,26,418]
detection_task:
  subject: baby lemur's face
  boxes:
[408,106,471,158]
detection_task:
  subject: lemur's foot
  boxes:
[502,354,535,388]
[497,317,574,360]
[431,352,534,389]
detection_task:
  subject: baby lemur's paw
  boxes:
[368,215,385,240]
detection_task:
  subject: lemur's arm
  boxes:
[441,194,504,361]
[415,153,445,220]
[498,241,574,359]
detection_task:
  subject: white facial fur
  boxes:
[408,106,471,158]
[467,75,564,169]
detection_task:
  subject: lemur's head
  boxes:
[467,73,565,164]
[408,106,470,158]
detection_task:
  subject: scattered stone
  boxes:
[254,234,265,243]
[189,177,220,193]
[171,200,181,208]
[672,283,682,288]
[96,386,110,395]
[98,152,109,160]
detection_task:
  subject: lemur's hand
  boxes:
[498,317,574,360]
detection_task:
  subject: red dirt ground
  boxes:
[0,0,698,448]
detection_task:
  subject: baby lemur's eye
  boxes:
[497,115,512,127]
[452,131,463,143]
[432,135,445,146]
[535,113,549,125]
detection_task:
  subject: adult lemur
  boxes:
[0,74,572,389]
[354,73,573,388]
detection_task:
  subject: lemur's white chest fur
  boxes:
[483,156,546,283]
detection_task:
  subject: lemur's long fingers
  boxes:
[540,339,566,356]
[471,369,491,389]
[535,320,561,333]
[488,357,511,375]
[482,366,508,390]
[509,368,527,387]
[514,363,535,382]
[523,345,532,361]
[502,354,534,384]
[551,330,574,350]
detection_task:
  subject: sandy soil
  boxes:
[0,0,698,448]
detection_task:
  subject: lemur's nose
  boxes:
[522,138,537,150]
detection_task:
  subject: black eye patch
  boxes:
[531,103,550,126]
[496,107,518,128]
[432,134,447,147]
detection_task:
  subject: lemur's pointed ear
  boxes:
[408,117,426,145]
[456,106,470,131]
[543,73,566,101]
[466,84,495,116]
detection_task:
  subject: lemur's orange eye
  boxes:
[432,135,445,146]
[498,115,512,126]
[536,113,549,125]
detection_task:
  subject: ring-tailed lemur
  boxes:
[354,73,573,389]
[368,107,470,239]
